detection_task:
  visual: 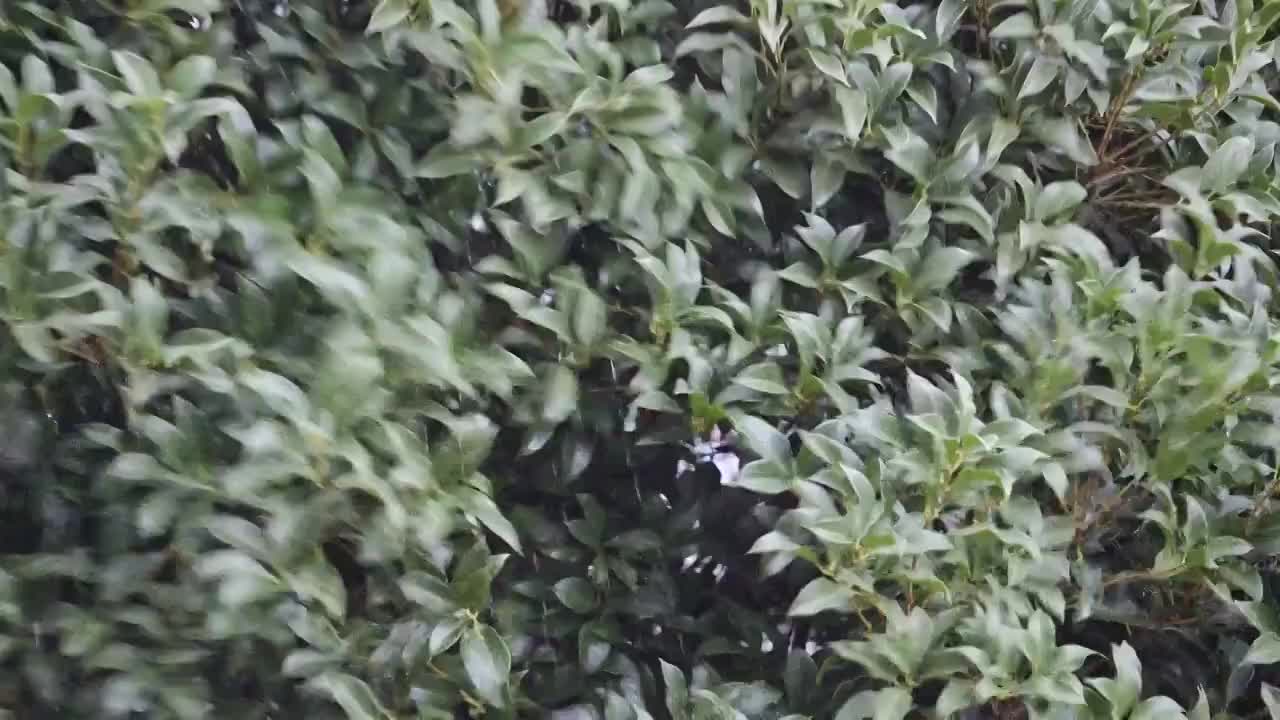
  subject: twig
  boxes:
[1107,128,1161,161]
[1108,124,1178,163]
[1088,165,1158,190]
[1102,565,1183,587]
[1099,66,1146,162]
[1094,190,1170,202]
[1092,188,1172,203]
[1246,461,1280,535]
[1094,199,1172,210]
[854,604,873,633]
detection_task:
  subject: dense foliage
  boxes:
[9,0,1280,717]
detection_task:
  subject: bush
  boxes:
[5,0,1280,717]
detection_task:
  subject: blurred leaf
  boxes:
[788,578,854,616]
[462,624,511,707]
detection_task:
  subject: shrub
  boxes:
[4,0,1280,717]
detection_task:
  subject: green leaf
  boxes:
[543,365,580,423]
[399,572,458,613]
[1203,137,1254,193]
[166,55,216,97]
[885,131,934,183]
[1042,463,1069,502]
[761,157,808,199]
[462,489,523,554]
[415,146,482,178]
[1247,633,1280,665]
[301,149,341,207]
[991,12,1038,38]
[787,577,854,616]
[906,79,939,123]
[936,0,966,39]
[686,5,751,27]
[1018,55,1058,100]
[836,86,869,141]
[553,577,597,613]
[675,31,754,56]
[1033,181,1087,221]
[429,615,467,656]
[1263,684,1280,720]
[872,687,912,720]
[579,624,612,673]
[936,679,976,716]
[737,460,794,494]
[112,51,163,96]
[0,63,17,110]
[287,551,348,619]
[732,414,792,466]
[461,624,511,707]
[812,155,846,207]
[810,50,849,85]
[1091,642,1142,717]
[572,289,608,346]
[1033,116,1098,166]
[835,691,878,720]
[661,660,689,719]
[367,0,412,33]
[305,673,390,720]
[1130,697,1189,720]
[917,247,976,291]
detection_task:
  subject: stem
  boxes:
[1088,165,1157,190]
[15,123,32,177]
[975,0,993,61]
[1099,66,1145,162]
[1109,125,1180,162]
[1094,199,1172,209]
[1102,564,1183,587]
[428,660,486,711]
[1108,129,1160,161]
[1246,461,1280,535]
[1071,481,1135,555]
[924,458,962,523]
[854,604,873,633]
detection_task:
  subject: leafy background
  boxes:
[5,0,1280,717]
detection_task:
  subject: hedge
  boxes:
[4,0,1280,717]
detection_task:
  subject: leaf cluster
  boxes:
[6,0,1280,718]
